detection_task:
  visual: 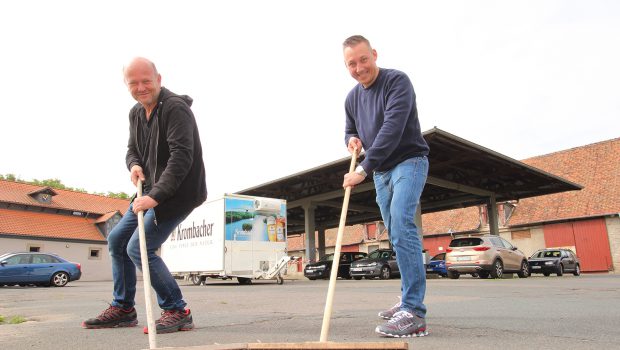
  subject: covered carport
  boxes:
[237,128,582,262]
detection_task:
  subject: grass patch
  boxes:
[0,315,4,323]
[9,316,27,324]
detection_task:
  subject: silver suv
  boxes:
[445,235,529,279]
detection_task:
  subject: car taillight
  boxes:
[473,246,490,251]
[75,263,81,271]
[446,248,453,253]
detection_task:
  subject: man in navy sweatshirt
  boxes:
[342,35,430,338]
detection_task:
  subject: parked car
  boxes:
[528,248,581,276]
[304,252,367,280]
[0,252,82,287]
[426,252,448,277]
[349,249,399,280]
[445,235,529,279]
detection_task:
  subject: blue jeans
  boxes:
[373,156,429,318]
[107,203,188,310]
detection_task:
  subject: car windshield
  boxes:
[320,254,335,262]
[368,250,391,259]
[431,253,445,261]
[530,250,561,259]
[449,238,483,247]
[543,250,561,258]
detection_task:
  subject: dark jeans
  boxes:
[107,203,188,310]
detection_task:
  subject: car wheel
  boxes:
[379,266,391,280]
[478,271,489,279]
[447,270,460,279]
[543,272,550,277]
[490,260,503,279]
[353,276,363,280]
[517,261,529,278]
[557,264,564,277]
[51,272,69,287]
[471,273,479,278]
[573,264,581,276]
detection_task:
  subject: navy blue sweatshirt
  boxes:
[345,68,429,173]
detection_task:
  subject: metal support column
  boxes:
[317,227,326,260]
[487,195,499,236]
[303,203,317,262]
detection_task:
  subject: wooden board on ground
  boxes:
[156,341,408,350]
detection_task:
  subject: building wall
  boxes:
[606,215,620,272]
[0,237,112,281]
[502,226,546,258]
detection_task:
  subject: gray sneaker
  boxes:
[375,310,428,338]
[378,296,401,319]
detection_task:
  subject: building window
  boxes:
[89,248,102,260]
[28,245,41,252]
[511,230,531,240]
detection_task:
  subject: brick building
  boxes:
[289,137,620,274]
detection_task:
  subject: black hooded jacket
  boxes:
[126,87,207,221]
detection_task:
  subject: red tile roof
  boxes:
[0,208,106,242]
[95,211,120,224]
[509,137,620,226]
[0,180,129,215]
[287,224,367,251]
[421,207,481,236]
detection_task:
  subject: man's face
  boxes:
[344,42,379,88]
[124,61,161,109]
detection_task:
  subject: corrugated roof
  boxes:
[238,127,581,234]
[0,208,107,242]
[0,180,129,215]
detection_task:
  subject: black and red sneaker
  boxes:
[143,309,194,334]
[82,305,138,329]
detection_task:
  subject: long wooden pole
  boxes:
[319,150,358,342]
[137,179,158,349]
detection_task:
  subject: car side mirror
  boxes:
[0,260,7,266]
[512,247,518,251]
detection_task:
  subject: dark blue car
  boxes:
[0,252,82,287]
[426,252,448,277]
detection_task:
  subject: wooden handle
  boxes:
[137,179,158,349]
[319,150,359,342]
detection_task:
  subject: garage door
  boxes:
[543,218,612,272]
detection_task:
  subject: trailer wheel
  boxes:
[276,275,284,285]
[190,275,205,286]
[237,277,253,285]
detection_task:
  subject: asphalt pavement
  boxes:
[1,274,619,350]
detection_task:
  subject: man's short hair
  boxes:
[343,35,372,49]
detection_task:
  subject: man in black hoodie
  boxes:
[83,57,207,334]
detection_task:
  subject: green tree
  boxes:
[0,174,19,181]
[32,178,67,190]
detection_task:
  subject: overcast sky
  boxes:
[1,1,619,199]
